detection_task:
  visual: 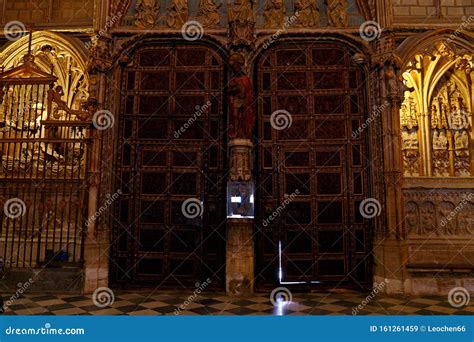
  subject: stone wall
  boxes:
[392,0,474,23]
[1,0,93,26]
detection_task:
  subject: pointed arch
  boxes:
[397,31,473,177]
[0,31,90,110]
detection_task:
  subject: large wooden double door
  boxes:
[112,42,372,289]
[255,43,372,289]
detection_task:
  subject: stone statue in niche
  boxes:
[197,0,221,27]
[228,0,255,46]
[135,0,159,28]
[263,0,286,28]
[228,53,255,140]
[325,0,348,27]
[167,0,189,29]
[294,0,320,27]
[384,64,411,102]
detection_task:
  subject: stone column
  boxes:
[82,36,113,294]
[375,57,409,295]
[226,138,255,296]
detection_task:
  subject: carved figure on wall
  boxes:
[228,0,255,46]
[432,130,449,176]
[167,0,189,29]
[135,0,159,28]
[400,95,420,176]
[432,130,448,150]
[294,0,320,27]
[400,96,418,130]
[455,130,469,151]
[263,0,286,28]
[384,64,410,102]
[325,0,348,27]
[438,201,456,235]
[420,202,436,234]
[228,0,255,22]
[227,53,255,140]
[401,129,420,176]
[405,201,419,235]
[457,203,473,234]
[197,0,221,27]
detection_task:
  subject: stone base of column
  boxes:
[226,218,254,296]
[82,232,109,294]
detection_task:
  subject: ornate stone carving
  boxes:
[263,0,286,28]
[228,0,255,47]
[229,139,253,181]
[400,95,420,176]
[88,38,113,73]
[405,201,419,235]
[294,0,320,27]
[430,79,471,176]
[134,0,159,28]
[167,0,189,29]
[197,0,221,27]
[325,0,348,27]
[404,190,474,236]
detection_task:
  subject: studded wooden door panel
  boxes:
[112,45,226,287]
[256,44,372,289]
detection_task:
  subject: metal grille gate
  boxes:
[0,52,91,268]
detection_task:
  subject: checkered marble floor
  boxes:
[2,291,473,316]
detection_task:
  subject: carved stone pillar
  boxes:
[376,57,408,294]
[225,50,256,296]
[229,139,253,181]
[83,37,113,294]
[226,218,254,296]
